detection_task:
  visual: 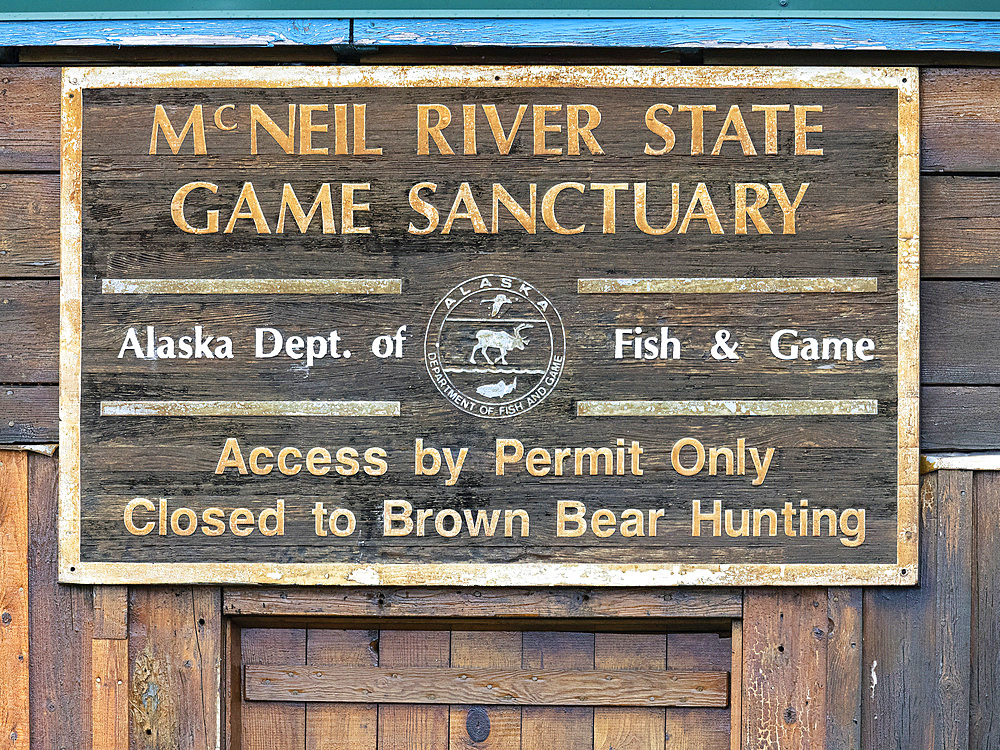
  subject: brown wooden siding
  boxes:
[0,62,998,749]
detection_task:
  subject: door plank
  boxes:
[666,633,732,750]
[594,633,666,750]
[522,632,594,750]
[449,631,521,750]
[241,628,305,750]
[378,630,450,750]
[305,629,378,750]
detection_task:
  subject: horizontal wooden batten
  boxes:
[101,278,403,294]
[244,664,730,707]
[99,400,401,417]
[577,399,879,417]
[578,277,878,294]
[222,586,744,619]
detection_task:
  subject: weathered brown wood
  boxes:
[93,587,128,640]
[863,471,973,748]
[730,620,742,750]
[0,281,57,384]
[665,632,732,750]
[922,176,1000,278]
[922,68,1000,173]
[593,633,666,750]
[0,175,59,278]
[223,587,743,619]
[127,587,221,750]
[304,629,377,750]
[377,630,450,750]
[0,451,29,750]
[0,68,60,172]
[92,638,128,750]
[922,281,1000,384]
[922,386,1000,451]
[247,663,727,706]
[240,628,305,750]
[826,588,862,750]
[27,452,93,750]
[0,387,58,445]
[743,588,828,749]
[521,632,594,750]
[972,471,1000,750]
[448,631,521,750]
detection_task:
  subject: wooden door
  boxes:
[234,623,738,750]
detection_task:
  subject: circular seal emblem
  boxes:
[425,275,565,419]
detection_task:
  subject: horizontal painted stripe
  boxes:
[102,278,401,294]
[578,277,877,294]
[1,18,1000,49]
[0,19,349,44]
[577,399,879,417]
[356,19,1000,49]
[101,400,400,417]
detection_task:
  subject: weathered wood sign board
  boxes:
[59,66,919,586]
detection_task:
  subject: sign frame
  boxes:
[59,65,919,586]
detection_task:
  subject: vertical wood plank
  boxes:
[972,471,1000,750]
[666,632,731,750]
[0,451,29,750]
[863,471,973,750]
[128,588,221,750]
[27,453,92,750]
[241,628,306,750]
[378,630,450,750]
[743,588,828,750]
[522,631,594,750]
[92,638,128,750]
[93,587,128,640]
[730,620,742,750]
[826,589,862,750]
[306,629,378,750]
[593,633,665,750]
[449,631,521,750]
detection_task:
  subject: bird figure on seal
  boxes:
[481,293,514,317]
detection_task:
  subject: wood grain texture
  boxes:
[0,451,29,750]
[972,471,1000,750]
[665,632,731,750]
[0,68,59,172]
[923,68,1000,173]
[0,387,57,445]
[246,664,727,706]
[93,638,129,750]
[0,20,349,46]
[921,386,1000,451]
[593,633,666,750]
[826,588,862,750]
[0,281,57,383]
[223,587,742,619]
[305,629,378,750]
[377,630,450,750]
[922,176,1000,278]
[448,631,521,750]
[730,621,742,750]
[354,19,1000,51]
[522,632,593,750]
[27,453,92,750]
[863,471,973,748]
[743,588,827,750]
[128,587,221,750]
[0,174,58,278]
[922,281,1000,384]
[93,586,128,640]
[241,628,305,750]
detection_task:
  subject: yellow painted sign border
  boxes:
[59,65,920,586]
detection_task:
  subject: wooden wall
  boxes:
[0,63,998,749]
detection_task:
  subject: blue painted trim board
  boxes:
[0,18,998,51]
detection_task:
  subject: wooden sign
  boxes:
[59,66,919,586]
